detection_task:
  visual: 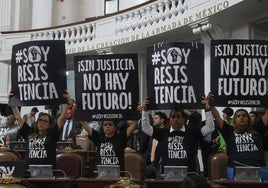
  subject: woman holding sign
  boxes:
[204,92,268,181]
[9,90,71,178]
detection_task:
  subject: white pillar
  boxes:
[0,0,11,31]
[32,0,52,29]
[0,62,11,104]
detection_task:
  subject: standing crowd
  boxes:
[1,90,267,187]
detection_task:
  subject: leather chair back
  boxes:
[56,152,84,178]
[208,151,228,180]
[0,150,19,162]
[124,151,146,183]
[76,135,96,151]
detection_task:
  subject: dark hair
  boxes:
[222,107,234,117]
[249,111,258,116]
[169,109,187,118]
[181,175,210,188]
[31,107,39,113]
[155,111,167,123]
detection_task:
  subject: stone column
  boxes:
[32,0,52,29]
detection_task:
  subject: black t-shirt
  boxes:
[19,122,60,171]
[89,129,127,171]
[153,125,201,172]
[220,120,266,167]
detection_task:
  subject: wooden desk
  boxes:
[144,179,182,188]
[22,178,140,188]
[214,180,268,188]
[14,149,96,177]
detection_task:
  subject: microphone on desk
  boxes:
[233,160,251,167]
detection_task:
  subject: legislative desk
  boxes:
[144,179,182,188]
[22,178,142,188]
[213,180,268,188]
[14,149,96,177]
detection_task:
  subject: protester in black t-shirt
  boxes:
[10,90,70,177]
[80,120,137,172]
[139,99,202,176]
[205,92,268,181]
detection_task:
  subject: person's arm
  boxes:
[57,104,69,130]
[126,120,138,138]
[23,114,28,122]
[206,92,224,129]
[12,106,24,128]
[56,91,71,130]
[201,111,215,136]
[8,91,24,128]
[201,95,215,136]
[80,121,93,136]
[141,111,153,136]
[262,108,268,126]
[139,98,154,136]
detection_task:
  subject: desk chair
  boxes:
[208,150,228,180]
[124,151,146,183]
[56,152,84,178]
[0,150,20,162]
[76,135,96,151]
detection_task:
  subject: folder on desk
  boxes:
[96,165,120,179]
[234,166,261,182]
[29,165,54,179]
[164,166,188,181]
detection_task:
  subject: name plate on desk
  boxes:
[96,165,120,179]
[235,166,261,182]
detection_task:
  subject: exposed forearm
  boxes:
[210,106,223,129]
[12,106,24,127]
[127,120,138,138]
[57,104,69,129]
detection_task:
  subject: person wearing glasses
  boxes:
[138,98,202,177]
[80,120,137,173]
[9,90,71,177]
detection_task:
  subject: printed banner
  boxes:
[146,42,204,110]
[74,54,140,121]
[9,40,67,106]
[211,40,268,107]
